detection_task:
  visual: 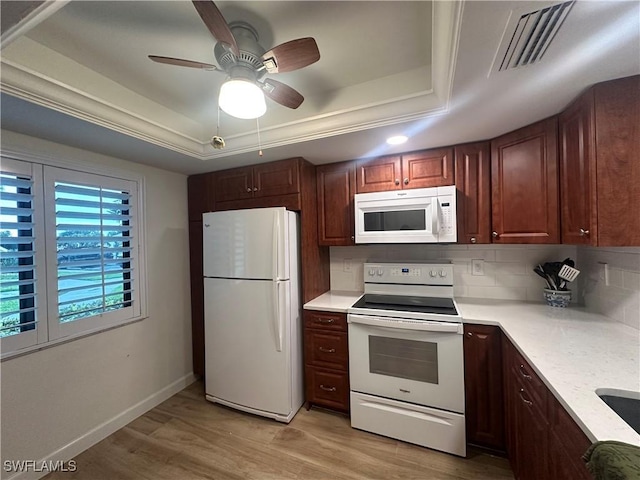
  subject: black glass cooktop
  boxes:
[351,294,458,316]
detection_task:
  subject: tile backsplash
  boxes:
[577,247,640,330]
[330,244,579,302]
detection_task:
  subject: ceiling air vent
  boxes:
[491,1,574,74]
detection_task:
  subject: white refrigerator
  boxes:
[202,207,303,423]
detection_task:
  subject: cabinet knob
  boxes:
[470,237,477,244]
[246,187,252,193]
[492,231,499,238]
[253,187,258,192]
[351,236,355,240]
[579,228,590,236]
[403,178,409,185]
[466,332,473,337]
[394,179,400,186]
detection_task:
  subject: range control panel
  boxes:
[364,262,454,286]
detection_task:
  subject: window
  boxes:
[0,158,145,357]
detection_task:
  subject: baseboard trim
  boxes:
[4,372,197,480]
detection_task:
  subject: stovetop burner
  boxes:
[351,294,458,316]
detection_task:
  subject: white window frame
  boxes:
[0,158,48,353]
[44,166,142,341]
[0,153,147,360]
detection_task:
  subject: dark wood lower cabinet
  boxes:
[463,324,505,452]
[502,335,593,480]
[303,310,349,413]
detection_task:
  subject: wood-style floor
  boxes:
[45,381,514,480]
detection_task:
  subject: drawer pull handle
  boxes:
[519,388,533,406]
[316,318,335,324]
[318,347,336,353]
[320,385,336,392]
[519,364,532,380]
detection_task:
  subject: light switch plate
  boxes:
[471,259,484,276]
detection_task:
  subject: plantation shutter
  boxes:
[0,173,37,337]
[54,182,134,322]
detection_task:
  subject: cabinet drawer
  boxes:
[304,330,348,371]
[507,344,547,415]
[303,310,347,332]
[305,367,349,411]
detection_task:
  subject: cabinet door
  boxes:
[356,155,402,193]
[491,117,559,243]
[594,75,640,246]
[401,147,454,189]
[464,324,505,451]
[548,394,592,480]
[317,161,356,245]
[187,173,214,222]
[514,387,549,480]
[214,166,253,202]
[455,143,491,244]
[188,221,205,377]
[559,92,596,245]
[253,158,300,198]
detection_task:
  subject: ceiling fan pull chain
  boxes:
[257,117,263,157]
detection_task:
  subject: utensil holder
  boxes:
[543,289,571,308]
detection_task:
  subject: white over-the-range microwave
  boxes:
[354,185,457,243]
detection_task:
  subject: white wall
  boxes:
[578,247,640,330]
[0,131,194,479]
[330,244,579,302]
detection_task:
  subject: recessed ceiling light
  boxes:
[386,135,408,145]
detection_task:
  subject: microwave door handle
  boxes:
[431,201,438,235]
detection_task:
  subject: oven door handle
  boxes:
[348,314,463,334]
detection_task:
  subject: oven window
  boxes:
[368,336,438,384]
[363,210,426,232]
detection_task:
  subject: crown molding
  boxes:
[1,2,462,162]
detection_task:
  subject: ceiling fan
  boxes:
[148,0,320,119]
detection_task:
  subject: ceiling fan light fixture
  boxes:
[219,79,267,119]
[386,135,408,145]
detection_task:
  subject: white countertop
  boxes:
[303,290,363,313]
[302,291,640,446]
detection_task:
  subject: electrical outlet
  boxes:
[471,259,484,276]
[343,258,353,273]
[599,262,609,286]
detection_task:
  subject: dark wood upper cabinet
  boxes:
[560,75,639,246]
[214,158,300,203]
[253,159,300,197]
[356,148,455,193]
[463,324,505,452]
[402,147,454,189]
[355,155,402,193]
[559,91,596,245]
[187,173,214,221]
[455,142,491,244]
[213,166,253,203]
[317,161,356,246]
[491,117,559,244]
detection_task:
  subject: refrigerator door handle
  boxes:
[272,212,280,281]
[273,281,282,352]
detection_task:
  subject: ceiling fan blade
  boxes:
[261,79,304,109]
[192,1,239,57]
[262,38,320,74]
[148,55,219,70]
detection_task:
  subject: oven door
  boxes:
[348,314,464,413]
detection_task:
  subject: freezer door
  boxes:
[204,277,292,416]
[203,208,289,280]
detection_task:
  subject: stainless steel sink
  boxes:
[596,388,640,435]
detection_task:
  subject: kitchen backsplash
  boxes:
[330,244,579,302]
[577,247,640,330]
